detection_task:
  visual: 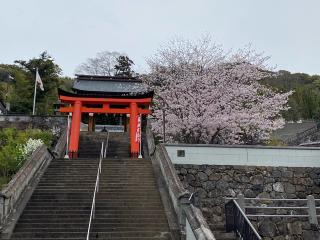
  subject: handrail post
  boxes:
[307,195,318,226]
[237,194,245,213]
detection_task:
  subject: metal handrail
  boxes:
[226,200,262,240]
[226,195,320,225]
[86,138,108,240]
[103,130,110,158]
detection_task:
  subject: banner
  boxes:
[135,115,141,143]
[36,69,44,91]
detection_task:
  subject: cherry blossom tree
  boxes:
[145,36,292,144]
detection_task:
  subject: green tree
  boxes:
[59,77,74,91]
[0,64,32,113]
[262,70,320,121]
[114,55,135,77]
[14,51,62,114]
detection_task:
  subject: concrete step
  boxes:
[17,216,168,224]
[213,232,237,240]
[21,209,167,215]
[13,226,171,233]
[24,206,165,211]
[210,224,237,240]
[14,223,170,231]
[26,201,162,207]
[12,230,171,239]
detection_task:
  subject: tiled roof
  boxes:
[73,75,149,93]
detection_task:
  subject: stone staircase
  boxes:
[78,132,130,158]
[10,158,98,239]
[9,131,173,239]
[90,158,172,239]
[210,223,237,240]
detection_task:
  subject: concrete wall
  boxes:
[166,144,320,167]
[186,218,196,240]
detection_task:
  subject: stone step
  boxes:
[18,214,168,220]
[14,223,170,232]
[79,144,127,147]
[24,206,165,211]
[10,238,170,240]
[17,216,168,224]
[21,209,167,215]
[29,196,161,201]
[13,226,170,233]
[37,180,156,185]
[35,186,157,190]
[36,182,157,186]
[11,230,173,239]
[27,200,162,205]
[90,231,172,239]
[213,232,237,240]
[11,133,172,239]
[25,202,162,208]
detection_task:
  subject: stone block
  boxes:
[285,183,296,194]
[273,182,285,192]
[258,220,278,237]
[208,173,221,181]
[287,222,303,235]
[251,174,264,185]
[196,172,208,181]
[202,181,216,191]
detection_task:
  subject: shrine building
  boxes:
[58,75,153,158]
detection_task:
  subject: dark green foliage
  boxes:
[0,127,53,188]
[114,55,135,77]
[262,71,320,121]
[0,65,31,112]
[0,51,71,114]
[59,77,74,91]
[14,51,62,114]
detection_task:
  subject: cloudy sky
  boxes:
[0,0,319,76]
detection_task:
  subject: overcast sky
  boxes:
[0,0,319,77]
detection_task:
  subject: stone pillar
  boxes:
[88,113,95,132]
[69,101,82,158]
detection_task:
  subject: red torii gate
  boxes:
[59,93,152,158]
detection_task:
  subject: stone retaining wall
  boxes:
[175,164,320,239]
[0,115,67,131]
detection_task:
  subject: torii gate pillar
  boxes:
[69,100,82,158]
[129,102,139,157]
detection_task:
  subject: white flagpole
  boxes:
[32,68,38,115]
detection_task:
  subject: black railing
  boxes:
[225,200,261,240]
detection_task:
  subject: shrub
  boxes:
[0,127,53,188]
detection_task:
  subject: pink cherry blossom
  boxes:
[144,36,292,144]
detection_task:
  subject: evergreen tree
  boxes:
[14,51,62,114]
[114,56,135,77]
